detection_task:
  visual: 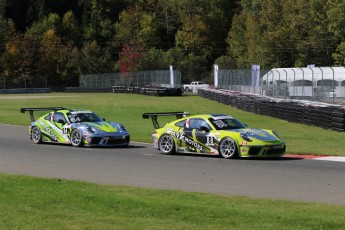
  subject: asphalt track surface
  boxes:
[1,124,345,205]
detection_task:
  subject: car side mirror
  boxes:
[200,126,209,132]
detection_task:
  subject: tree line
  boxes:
[0,0,344,89]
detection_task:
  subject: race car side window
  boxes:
[208,117,246,130]
[53,112,67,123]
[44,114,51,121]
[189,118,211,130]
[175,119,186,127]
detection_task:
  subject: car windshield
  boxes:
[67,111,102,123]
[209,116,246,130]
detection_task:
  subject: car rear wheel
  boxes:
[158,134,175,155]
[70,129,83,147]
[219,137,238,159]
[31,126,42,144]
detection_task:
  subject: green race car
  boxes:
[143,112,285,159]
[21,107,130,147]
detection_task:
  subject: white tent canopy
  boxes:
[261,67,345,98]
[262,67,345,86]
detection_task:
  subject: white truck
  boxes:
[183,81,209,92]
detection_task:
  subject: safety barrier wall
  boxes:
[198,89,345,132]
[112,86,182,96]
[0,88,51,94]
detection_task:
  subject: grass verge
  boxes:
[1,174,345,229]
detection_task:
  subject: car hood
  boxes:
[81,122,118,133]
[232,128,279,141]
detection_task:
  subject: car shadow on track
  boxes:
[162,152,303,161]
[32,142,146,149]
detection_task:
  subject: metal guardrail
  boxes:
[199,88,345,131]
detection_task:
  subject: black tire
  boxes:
[31,126,42,144]
[158,134,176,155]
[219,137,238,159]
[70,129,83,147]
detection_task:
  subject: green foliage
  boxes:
[227,13,249,68]
[11,35,38,86]
[136,48,170,70]
[215,55,236,69]
[229,0,344,69]
[332,42,345,66]
[26,13,62,40]
[61,11,81,43]
[79,40,113,74]
[2,0,345,88]
[0,16,6,54]
[179,53,210,83]
[326,0,345,39]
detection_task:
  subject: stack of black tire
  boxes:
[112,86,182,96]
[198,89,345,132]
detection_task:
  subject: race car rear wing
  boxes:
[20,107,66,122]
[142,112,190,129]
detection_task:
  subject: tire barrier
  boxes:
[112,86,182,96]
[65,87,112,93]
[198,89,345,132]
[0,88,51,94]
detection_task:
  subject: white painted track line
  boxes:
[313,156,345,162]
[284,154,345,163]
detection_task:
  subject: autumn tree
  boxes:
[12,35,39,87]
[114,4,162,49]
[61,10,80,43]
[39,29,63,88]
[118,39,146,73]
[57,42,80,87]
[79,40,113,74]
[327,0,345,65]
[1,19,19,87]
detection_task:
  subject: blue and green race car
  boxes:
[143,112,285,159]
[21,107,130,147]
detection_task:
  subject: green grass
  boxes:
[1,174,345,229]
[1,93,344,156]
[1,93,345,229]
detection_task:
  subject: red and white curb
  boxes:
[284,154,345,162]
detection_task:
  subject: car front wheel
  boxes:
[219,137,238,159]
[70,129,83,147]
[31,126,42,144]
[158,134,175,155]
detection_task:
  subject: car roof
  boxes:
[54,109,93,113]
[184,114,234,119]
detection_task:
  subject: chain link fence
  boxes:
[216,67,345,105]
[217,69,269,95]
[80,70,182,88]
[0,75,48,89]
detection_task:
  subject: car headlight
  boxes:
[119,124,127,132]
[87,127,97,133]
[240,132,252,142]
[272,130,280,138]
